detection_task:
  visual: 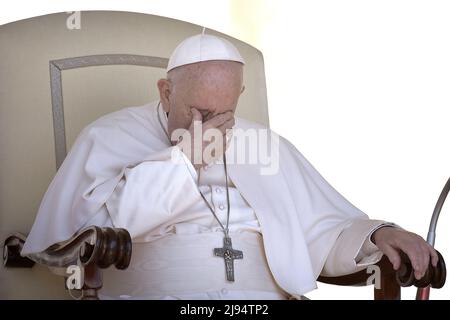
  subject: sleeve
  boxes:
[105,145,200,241]
[21,121,202,255]
[320,220,400,276]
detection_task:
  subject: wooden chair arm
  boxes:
[3,226,132,300]
[4,227,445,300]
[318,251,446,299]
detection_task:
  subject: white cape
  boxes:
[22,101,384,296]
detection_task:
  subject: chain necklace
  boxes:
[157,102,243,281]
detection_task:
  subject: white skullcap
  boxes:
[167,33,245,72]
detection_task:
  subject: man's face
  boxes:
[158,61,244,140]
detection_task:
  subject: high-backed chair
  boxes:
[0,11,445,300]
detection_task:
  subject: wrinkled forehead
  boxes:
[182,84,239,115]
[171,61,243,113]
[169,60,243,88]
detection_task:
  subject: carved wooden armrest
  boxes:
[4,226,445,300]
[3,226,132,300]
[318,251,446,299]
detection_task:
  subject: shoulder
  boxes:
[234,116,293,149]
[234,116,268,131]
[66,102,162,158]
[85,102,154,131]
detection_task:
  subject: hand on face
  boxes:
[177,107,235,170]
[372,226,439,280]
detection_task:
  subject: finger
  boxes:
[380,244,401,270]
[420,245,430,278]
[215,118,235,135]
[202,119,234,149]
[222,129,233,151]
[204,114,233,131]
[225,127,233,143]
[401,245,424,279]
[414,242,428,278]
[191,108,202,124]
[429,245,439,267]
[203,111,234,129]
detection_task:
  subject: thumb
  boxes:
[191,108,202,124]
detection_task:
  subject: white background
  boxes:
[1,0,449,300]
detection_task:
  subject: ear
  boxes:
[157,79,171,112]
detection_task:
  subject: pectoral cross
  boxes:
[214,236,243,282]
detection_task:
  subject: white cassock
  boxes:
[22,100,389,299]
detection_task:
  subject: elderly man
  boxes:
[22,33,438,300]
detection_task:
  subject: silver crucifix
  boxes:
[214,236,243,282]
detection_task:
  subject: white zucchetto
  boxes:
[167,33,245,72]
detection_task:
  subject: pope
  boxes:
[22,33,438,300]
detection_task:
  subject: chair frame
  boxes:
[3,226,446,300]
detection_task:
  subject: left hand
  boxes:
[372,226,439,280]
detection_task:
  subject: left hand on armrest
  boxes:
[372,226,439,280]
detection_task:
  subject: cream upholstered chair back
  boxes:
[0,11,269,299]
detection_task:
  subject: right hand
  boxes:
[176,108,235,170]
